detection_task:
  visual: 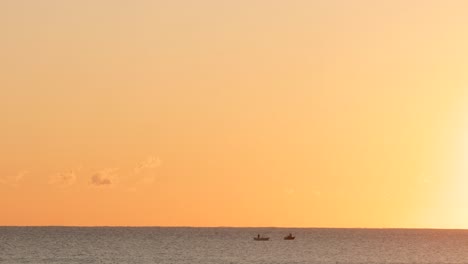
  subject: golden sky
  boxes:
[2,0,468,228]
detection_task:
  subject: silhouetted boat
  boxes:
[284,233,295,240]
[254,234,270,241]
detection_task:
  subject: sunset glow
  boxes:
[2,0,468,228]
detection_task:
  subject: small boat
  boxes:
[284,233,295,240]
[254,234,270,241]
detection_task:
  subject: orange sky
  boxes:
[2,0,468,228]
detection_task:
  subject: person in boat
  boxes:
[257,234,260,239]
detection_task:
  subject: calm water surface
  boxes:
[1,227,468,264]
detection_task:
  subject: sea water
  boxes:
[1,227,468,264]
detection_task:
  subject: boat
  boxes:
[284,233,295,240]
[254,234,270,241]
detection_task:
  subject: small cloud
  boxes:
[1,170,28,187]
[90,168,118,187]
[126,156,162,192]
[49,171,76,186]
[134,156,161,174]
[92,174,111,185]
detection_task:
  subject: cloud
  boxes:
[90,168,118,186]
[124,156,162,192]
[49,171,76,186]
[1,170,28,186]
[134,156,161,174]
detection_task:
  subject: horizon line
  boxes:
[1,225,468,231]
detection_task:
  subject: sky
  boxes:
[2,0,468,228]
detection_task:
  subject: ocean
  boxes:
[1,227,468,264]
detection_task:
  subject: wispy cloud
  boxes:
[90,168,118,187]
[125,156,162,192]
[134,156,161,174]
[49,171,76,186]
[1,170,28,187]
